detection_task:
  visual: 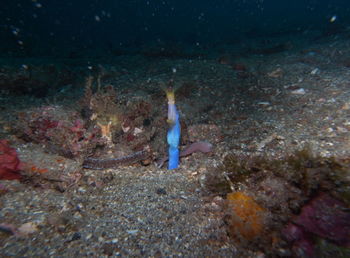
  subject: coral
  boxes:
[80,76,122,145]
[13,106,101,158]
[117,98,156,151]
[97,121,112,141]
[203,148,350,255]
[0,140,23,180]
[226,192,266,241]
[282,192,350,256]
[77,76,160,165]
[48,118,100,157]
[293,192,350,246]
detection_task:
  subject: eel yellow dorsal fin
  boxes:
[166,88,175,104]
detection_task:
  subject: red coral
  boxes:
[69,119,85,139]
[126,133,135,142]
[0,140,23,180]
[27,117,59,142]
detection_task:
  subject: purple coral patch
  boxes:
[282,192,350,256]
[293,192,350,247]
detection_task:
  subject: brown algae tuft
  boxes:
[205,148,350,201]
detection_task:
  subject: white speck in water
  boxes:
[12,28,19,36]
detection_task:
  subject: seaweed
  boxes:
[205,148,350,202]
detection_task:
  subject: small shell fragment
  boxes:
[291,88,306,95]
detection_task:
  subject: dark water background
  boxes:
[1,0,349,57]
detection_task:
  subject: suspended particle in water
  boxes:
[330,15,337,23]
[12,28,19,36]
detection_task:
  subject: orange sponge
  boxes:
[227,192,266,241]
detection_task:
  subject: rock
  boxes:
[267,68,283,78]
[18,222,38,236]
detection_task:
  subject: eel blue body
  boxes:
[167,104,180,169]
[166,88,181,170]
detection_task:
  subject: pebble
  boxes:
[257,101,271,106]
[126,229,138,234]
[156,187,167,195]
[267,68,283,78]
[310,68,320,75]
[291,88,306,95]
[18,222,38,235]
[71,232,81,241]
[111,238,119,243]
[86,233,93,240]
[336,126,348,133]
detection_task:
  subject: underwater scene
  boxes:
[1,0,350,257]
